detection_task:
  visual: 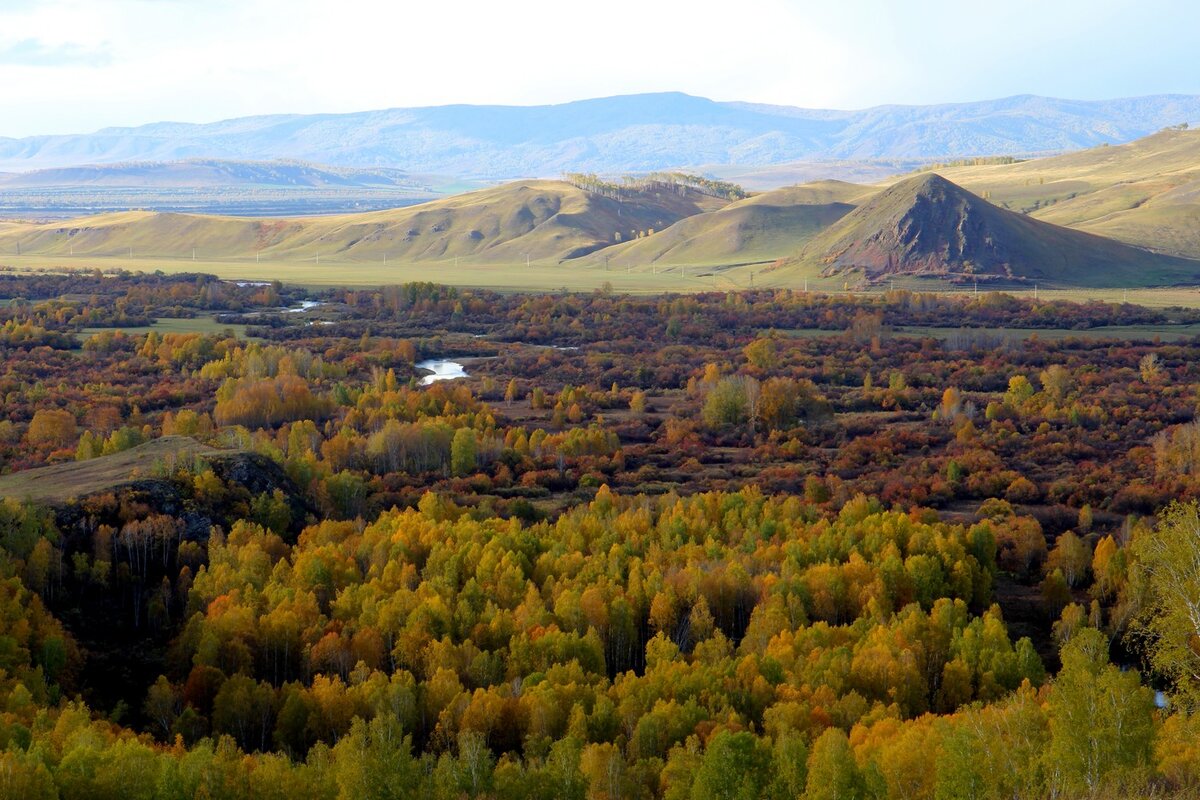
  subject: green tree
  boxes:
[702,376,751,428]
[333,714,422,800]
[935,727,989,800]
[1047,628,1155,796]
[451,427,478,477]
[691,731,773,800]
[805,728,863,800]
[1130,501,1200,705]
[768,732,808,800]
[743,335,778,371]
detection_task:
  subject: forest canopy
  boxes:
[0,271,1198,798]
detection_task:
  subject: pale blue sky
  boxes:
[1,0,1197,137]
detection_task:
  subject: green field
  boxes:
[76,315,254,341]
[896,322,1200,341]
[4,255,1200,307]
[779,321,1200,342]
[1,254,760,293]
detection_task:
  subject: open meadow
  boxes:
[5,253,1200,307]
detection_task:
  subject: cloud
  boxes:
[0,38,111,67]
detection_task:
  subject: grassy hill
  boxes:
[0,179,726,265]
[772,173,1200,287]
[586,181,867,269]
[3,130,1200,291]
[0,436,221,504]
[574,131,1200,280]
[933,129,1200,258]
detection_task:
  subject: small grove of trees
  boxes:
[562,172,747,201]
[702,374,831,432]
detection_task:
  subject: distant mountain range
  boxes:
[0,160,422,190]
[2,92,1199,178]
[0,159,451,219]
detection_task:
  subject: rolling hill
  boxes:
[3,92,1199,178]
[773,173,1200,287]
[932,128,1200,259]
[0,179,727,265]
[587,181,869,269]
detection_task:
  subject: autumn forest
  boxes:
[2,271,1200,799]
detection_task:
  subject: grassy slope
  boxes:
[0,436,222,503]
[582,181,869,270]
[933,129,1200,257]
[772,173,1200,288]
[0,180,726,266]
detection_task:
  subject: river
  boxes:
[416,359,469,385]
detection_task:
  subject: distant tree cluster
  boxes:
[562,172,746,201]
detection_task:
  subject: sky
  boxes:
[1,0,1198,137]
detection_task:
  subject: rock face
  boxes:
[792,173,1200,286]
[52,448,312,544]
